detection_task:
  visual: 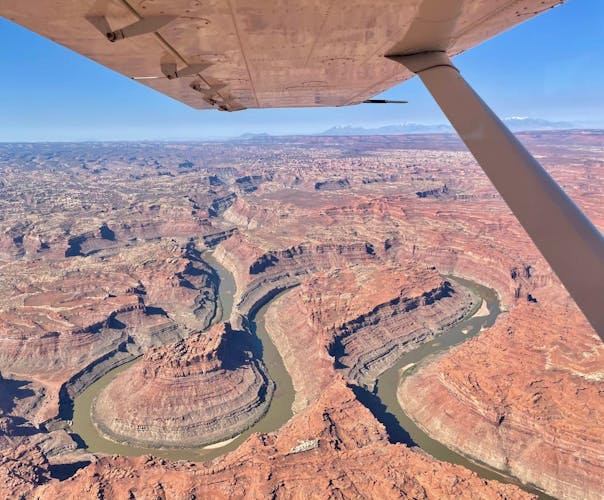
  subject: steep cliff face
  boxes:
[0,240,220,422]
[264,264,476,412]
[35,380,530,500]
[208,192,237,217]
[223,196,284,229]
[332,276,475,389]
[398,303,604,500]
[264,291,334,414]
[215,232,380,322]
[0,260,142,379]
[136,242,220,332]
[92,322,274,448]
[0,373,49,431]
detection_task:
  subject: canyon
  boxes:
[92,322,274,448]
[0,239,220,424]
[398,302,604,500]
[33,381,529,500]
[263,264,477,413]
[0,132,602,498]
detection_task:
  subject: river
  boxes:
[69,252,294,462]
[70,262,548,496]
[373,276,551,498]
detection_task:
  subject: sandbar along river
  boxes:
[375,276,551,498]
[70,252,294,462]
[71,263,550,497]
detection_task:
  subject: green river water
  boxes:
[70,252,294,462]
[69,261,549,497]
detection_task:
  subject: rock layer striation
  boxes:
[265,263,476,412]
[36,380,529,500]
[398,303,604,500]
[92,322,274,448]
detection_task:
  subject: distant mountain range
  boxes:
[232,117,579,141]
[501,116,576,131]
[318,117,576,136]
[235,132,272,140]
[318,123,452,136]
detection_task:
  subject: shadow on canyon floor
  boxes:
[350,384,416,447]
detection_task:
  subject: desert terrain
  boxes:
[0,131,602,499]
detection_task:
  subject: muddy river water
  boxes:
[70,252,294,462]
[70,261,547,496]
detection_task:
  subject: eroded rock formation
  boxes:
[35,380,529,499]
[0,240,220,423]
[1,133,602,498]
[214,232,380,324]
[398,302,604,499]
[0,444,51,499]
[92,322,274,448]
[264,264,476,412]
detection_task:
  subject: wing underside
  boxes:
[0,0,562,111]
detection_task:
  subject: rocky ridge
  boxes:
[92,322,274,448]
[34,380,529,500]
[264,264,477,413]
[398,302,604,499]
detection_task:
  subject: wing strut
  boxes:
[388,51,604,339]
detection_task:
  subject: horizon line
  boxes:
[1,127,603,145]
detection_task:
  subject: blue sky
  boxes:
[0,0,603,141]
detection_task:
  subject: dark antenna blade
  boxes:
[363,99,408,104]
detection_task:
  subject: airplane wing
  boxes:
[0,0,562,111]
[2,2,603,336]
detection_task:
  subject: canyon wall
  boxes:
[264,264,477,411]
[34,380,529,500]
[92,322,274,448]
[398,302,603,499]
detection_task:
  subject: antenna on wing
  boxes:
[86,14,178,42]
[160,62,212,80]
[132,57,211,81]
[363,99,409,104]
[190,80,245,112]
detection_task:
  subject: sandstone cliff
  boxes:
[35,380,530,500]
[398,302,604,500]
[92,322,274,448]
[264,263,476,412]
[0,240,220,422]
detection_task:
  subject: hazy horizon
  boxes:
[1,0,603,141]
